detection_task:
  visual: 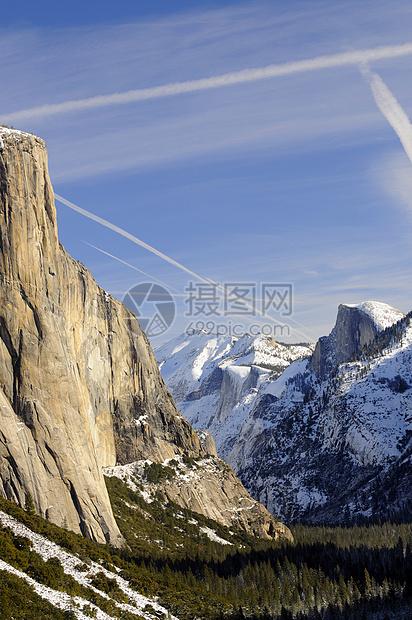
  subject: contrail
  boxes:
[55,194,316,341]
[361,65,412,165]
[85,241,184,295]
[56,193,211,282]
[3,43,412,123]
[87,242,297,329]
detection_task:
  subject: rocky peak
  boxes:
[310,301,405,378]
[196,429,218,456]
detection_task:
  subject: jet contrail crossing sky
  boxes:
[3,43,412,123]
[85,242,184,296]
[361,65,412,166]
[55,194,316,341]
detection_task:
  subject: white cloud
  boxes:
[378,152,412,214]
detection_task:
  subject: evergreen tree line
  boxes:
[106,478,412,619]
[1,480,412,619]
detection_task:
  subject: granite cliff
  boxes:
[0,128,289,544]
[309,301,405,378]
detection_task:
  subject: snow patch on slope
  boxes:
[199,526,234,545]
[0,127,39,146]
[262,359,309,399]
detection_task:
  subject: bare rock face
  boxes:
[310,303,404,378]
[0,129,202,544]
[196,429,218,457]
[157,457,293,540]
[0,129,290,544]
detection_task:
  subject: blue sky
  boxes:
[2,0,412,344]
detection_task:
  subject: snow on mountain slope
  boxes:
[157,331,235,402]
[155,331,314,460]
[233,308,412,523]
[157,305,412,525]
[0,510,178,620]
[347,301,405,331]
[327,334,412,467]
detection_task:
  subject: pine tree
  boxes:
[24,491,36,516]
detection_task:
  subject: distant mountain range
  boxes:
[156,301,412,524]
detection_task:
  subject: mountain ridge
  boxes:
[156,330,314,462]
[157,302,412,524]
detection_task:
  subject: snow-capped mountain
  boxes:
[156,331,314,461]
[309,301,406,378]
[156,303,412,525]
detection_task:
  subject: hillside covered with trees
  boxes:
[0,478,411,619]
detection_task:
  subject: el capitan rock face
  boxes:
[0,129,202,544]
[0,128,290,544]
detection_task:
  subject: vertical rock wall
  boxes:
[0,130,203,544]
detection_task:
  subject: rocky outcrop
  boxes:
[0,128,290,544]
[104,457,293,541]
[0,129,202,544]
[157,458,293,540]
[196,429,217,456]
